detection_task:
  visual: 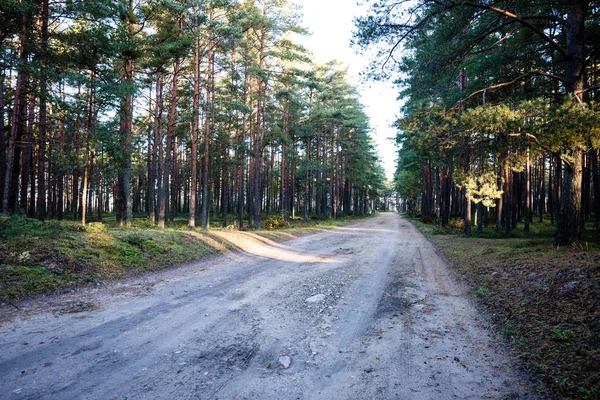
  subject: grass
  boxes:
[407,214,600,400]
[0,212,371,300]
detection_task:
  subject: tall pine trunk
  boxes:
[202,9,215,231]
[3,14,29,214]
[153,72,164,223]
[116,0,135,227]
[36,0,49,221]
[160,49,182,228]
[556,0,588,244]
[591,148,600,244]
[21,90,34,214]
[0,76,6,208]
[189,28,200,229]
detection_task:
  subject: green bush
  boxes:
[265,214,291,229]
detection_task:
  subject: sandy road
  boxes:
[0,213,538,399]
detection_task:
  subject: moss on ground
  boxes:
[408,215,600,400]
[0,213,370,300]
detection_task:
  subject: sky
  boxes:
[293,0,403,180]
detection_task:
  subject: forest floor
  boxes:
[409,216,600,400]
[0,213,542,399]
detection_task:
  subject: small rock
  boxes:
[561,281,580,294]
[306,294,326,303]
[279,356,291,369]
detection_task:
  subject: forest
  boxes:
[0,0,387,230]
[354,0,600,245]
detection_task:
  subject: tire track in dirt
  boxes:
[0,213,540,399]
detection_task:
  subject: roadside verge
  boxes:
[406,216,599,400]
[0,214,368,302]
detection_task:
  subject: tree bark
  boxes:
[189,27,200,229]
[591,148,600,244]
[202,20,214,231]
[160,47,182,228]
[153,72,164,224]
[3,14,29,214]
[116,0,135,227]
[524,147,531,232]
[36,0,49,221]
[21,89,34,214]
[556,0,588,244]
[0,76,6,209]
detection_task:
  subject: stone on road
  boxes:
[0,213,538,399]
[305,294,326,303]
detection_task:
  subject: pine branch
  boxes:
[461,71,566,103]
[454,1,568,58]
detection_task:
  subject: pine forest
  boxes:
[2,1,600,398]
[0,0,387,230]
[355,0,600,245]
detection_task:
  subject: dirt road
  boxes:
[0,213,538,399]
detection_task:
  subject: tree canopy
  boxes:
[0,0,388,229]
[354,0,600,244]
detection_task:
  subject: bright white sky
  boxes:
[293,0,403,180]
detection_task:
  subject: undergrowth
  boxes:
[0,213,371,300]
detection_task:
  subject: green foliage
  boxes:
[356,0,600,243]
[460,172,503,207]
[0,214,375,299]
[0,265,81,299]
[264,214,291,229]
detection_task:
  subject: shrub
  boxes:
[450,219,464,229]
[420,215,435,224]
[85,222,107,234]
[265,214,291,229]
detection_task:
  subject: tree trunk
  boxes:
[0,76,6,209]
[57,105,65,220]
[557,151,584,244]
[153,72,164,223]
[503,157,511,236]
[591,148,600,244]
[539,154,545,222]
[81,148,90,225]
[116,0,135,227]
[170,136,178,222]
[556,0,588,244]
[3,15,29,214]
[189,28,200,229]
[524,147,531,232]
[304,134,310,223]
[21,90,34,214]
[36,0,49,221]
[160,47,182,228]
[202,24,214,230]
[238,113,246,229]
[146,82,154,219]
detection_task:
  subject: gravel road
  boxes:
[0,213,538,399]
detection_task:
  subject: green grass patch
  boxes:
[0,265,82,298]
[0,212,373,300]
